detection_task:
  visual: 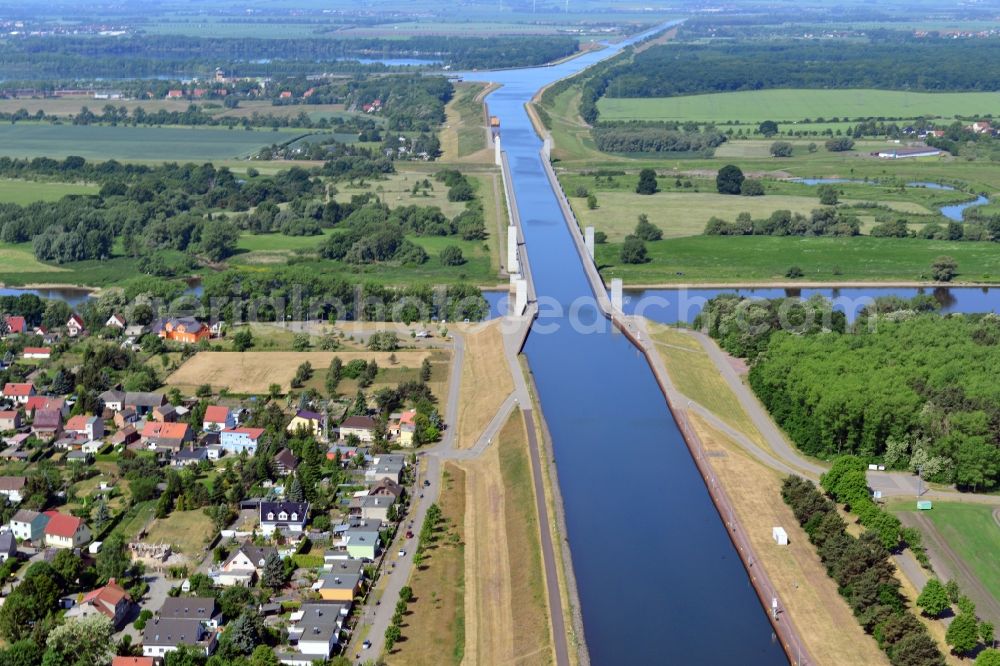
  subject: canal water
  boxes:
[467,24,788,665]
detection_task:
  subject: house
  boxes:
[43,510,91,549]
[142,421,192,452]
[66,313,86,337]
[31,408,63,439]
[273,448,299,476]
[0,532,15,561]
[99,389,126,412]
[287,410,323,438]
[349,494,394,522]
[338,415,376,442]
[106,313,127,329]
[2,383,35,405]
[153,404,177,423]
[113,658,155,666]
[259,501,309,536]
[152,317,211,344]
[214,542,276,587]
[142,618,217,658]
[397,409,417,447]
[338,520,381,561]
[3,315,26,335]
[166,89,184,98]
[369,478,403,500]
[11,509,49,541]
[66,450,92,465]
[123,392,167,415]
[173,446,208,467]
[220,427,265,456]
[65,415,104,440]
[326,444,362,464]
[0,476,26,503]
[203,405,234,432]
[67,578,134,628]
[26,396,67,417]
[158,596,222,628]
[0,410,21,431]
[315,569,363,603]
[365,454,405,484]
[279,91,293,99]
[22,347,51,360]
[972,120,993,134]
[285,602,347,662]
[111,424,140,447]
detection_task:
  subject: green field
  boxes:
[0,179,98,204]
[0,124,298,161]
[0,242,67,274]
[597,89,1000,124]
[920,502,1000,602]
[596,235,1000,284]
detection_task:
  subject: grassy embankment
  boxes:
[439,82,492,162]
[454,321,514,450]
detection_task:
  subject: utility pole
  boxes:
[917,465,923,497]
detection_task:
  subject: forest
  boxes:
[591,123,726,154]
[699,294,1000,490]
[0,34,579,79]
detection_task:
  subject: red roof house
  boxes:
[2,383,35,404]
[42,510,91,548]
[73,579,134,628]
[3,316,26,335]
[113,658,155,666]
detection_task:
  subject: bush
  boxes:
[785,265,804,279]
[825,137,855,152]
[633,214,662,241]
[770,141,793,157]
[439,245,465,266]
[635,168,658,195]
[620,236,648,264]
[931,255,957,282]
[740,179,765,196]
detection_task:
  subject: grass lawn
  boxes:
[597,89,1000,124]
[440,82,490,162]
[144,509,217,555]
[386,463,466,665]
[0,242,68,274]
[921,502,1000,602]
[597,235,1000,284]
[109,500,157,542]
[455,322,514,450]
[0,179,99,204]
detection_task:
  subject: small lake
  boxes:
[792,178,989,221]
[623,286,1000,325]
[336,57,442,67]
[0,286,94,307]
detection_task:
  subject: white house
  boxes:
[202,405,235,432]
[10,508,48,541]
[66,314,86,337]
[106,314,127,329]
[42,511,91,549]
[0,476,26,503]
[259,501,309,536]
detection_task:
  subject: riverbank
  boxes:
[622,280,1000,289]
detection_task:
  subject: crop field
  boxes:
[597,89,1000,124]
[0,124,295,160]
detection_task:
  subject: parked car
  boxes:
[406,530,414,539]
[398,549,406,557]
[423,479,430,487]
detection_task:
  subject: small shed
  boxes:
[917,500,933,511]
[772,526,788,546]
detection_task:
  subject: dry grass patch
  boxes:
[689,413,890,666]
[460,410,552,665]
[387,463,466,666]
[166,350,434,394]
[455,321,514,449]
[143,509,216,557]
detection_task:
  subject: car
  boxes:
[398,549,407,557]
[406,530,414,539]
[362,640,372,650]
[423,479,430,487]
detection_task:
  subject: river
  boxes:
[465,24,788,665]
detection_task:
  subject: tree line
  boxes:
[704,208,861,237]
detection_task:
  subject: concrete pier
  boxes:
[584,226,594,260]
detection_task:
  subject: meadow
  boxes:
[596,89,1000,124]
[0,179,98,204]
[596,235,1000,284]
[0,124,298,160]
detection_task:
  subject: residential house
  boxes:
[106,313,127,329]
[65,415,104,440]
[326,444,362,464]
[42,511,91,549]
[153,404,177,423]
[114,409,139,429]
[287,410,323,438]
[99,390,126,412]
[111,425,140,447]
[315,559,364,602]
[66,578,134,628]
[31,408,63,439]
[337,519,382,561]
[66,313,86,337]
[259,501,309,536]
[166,89,184,98]
[123,392,167,416]
[22,347,51,360]
[220,427,265,456]
[142,421,192,453]
[66,450,93,465]
[364,454,405,484]
[397,409,417,447]
[285,602,347,663]
[0,532,15,561]
[173,446,208,467]
[0,476,26,503]
[2,383,35,405]
[157,596,222,628]
[369,478,403,500]
[11,509,49,541]
[142,618,217,659]
[338,415,377,443]
[972,120,993,134]
[214,542,276,587]
[349,494,394,522]
[273,448,299,476]
[0,410,21,431]
[26,396,67,418]
[113,658,154,666]
[152,317,211,344]
[3,315,26,335]
[202,405,234,432]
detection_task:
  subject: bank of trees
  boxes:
[591,123,726,154]
[703,208,861,237]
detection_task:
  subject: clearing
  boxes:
[143,509,216,558]
[459,410,552,665]
[454,321,514,449]
[689,413,890,665]
[386,463,466,665]
[0,242,67,274]
[0,179,99,204]
[597,89,1000,124]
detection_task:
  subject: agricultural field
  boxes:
[0,178,99,204]
[0,123,299,160]
[596,89,1000,124]
[597,235,1000,285]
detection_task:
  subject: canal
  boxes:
[468,25,788,665]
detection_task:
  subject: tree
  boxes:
[946,612,980,655]
[199,219,240,262]
[635,168,658,195]
[946,580,962,603]
[261,551,286,590]
[893,631,946,666]
[982,621,995,648]
[439,245,465,266]
[51,549,83,589]
[44,615,115,666]
[231,329,253,352]
[818,184,839,205]
[620,236,648,264]
[741,179,765,196]
[825,137,855,152]
[286,476,304,502]
[758,120,779,137]
[932,256,958,282]
[292,334,310,351]
[785,266,804,279]
[420,357,432,383]
[586,193,598,209]
[977,650,1000,666]
[384,623,401,650]
[222,610,266,656]
[96,534,131,583]
[0,639,44,666]
[633,214,663,241]
[916,579,950,618]
[770,141,793,157]
[716,164,744,195]
[249,645,281,666]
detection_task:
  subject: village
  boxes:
[0,306,439,665]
